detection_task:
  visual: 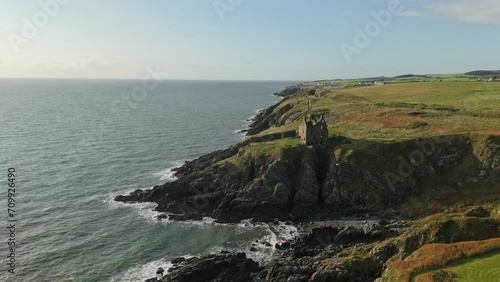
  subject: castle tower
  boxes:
[298,115,328,145]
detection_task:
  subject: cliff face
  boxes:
[130,82,500,282]
[143,211,500,282]
[116,119,499,223]
[246,99,296,136]
[273,86,302,98]
[116,84,500,223]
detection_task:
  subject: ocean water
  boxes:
[0,79,297,282]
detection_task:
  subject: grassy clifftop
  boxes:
[255,81,500,140]
[239,80,499,281]
[228,81,500,216]
[120,79,499,282]
[123,80,499,222]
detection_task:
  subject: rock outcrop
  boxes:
[273,86,302,97]
[143,214,499,282]
[266,214,500,282]
[145,252,263,282]
[115,83,499,224]
[115,133,498,223]
[123,82,500,282]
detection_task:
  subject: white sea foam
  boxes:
[237,219,299,244]
[103,191,160,222]
[110,258,173,282]
[108,212,300,277]
[215,219,300,265]
[106,190,299,267]
[181,216,217,226]
[112,255,198,282]
[165,217,297,264]
[234,108,265,136]
[152,160,185,181]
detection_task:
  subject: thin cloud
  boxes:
[402,0,500,24]
[78,58,121,69]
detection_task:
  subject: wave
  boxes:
[111,254,197,282]
[103,191,160,222]
[250,108,265,121]
[110,258,174,282]
[237,219,299,242]
[207,219,299,265]
[245,220,299,264]
[234,108,267,137]
[152,160,185,181]
[110,214,299,280]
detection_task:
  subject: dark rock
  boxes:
[370,241,398,262]
[378,220,390,226]
[333,226,366,243]
[464,206,490,217]
[274,86,301,97]
[115,189,152,202]
[114,94,498,225]
[275,241,290,250]
[171,257,186,264]
[148,252,262,282]
[157,214,168,220]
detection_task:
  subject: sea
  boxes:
[0,79,299,282]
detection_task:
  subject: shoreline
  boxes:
[116,84,390,281]
[113,81,500,281]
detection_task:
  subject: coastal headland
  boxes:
[117,72,500,282]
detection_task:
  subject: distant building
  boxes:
[316,82,343,89]
[298,115,328,145]
[358,81,384,86]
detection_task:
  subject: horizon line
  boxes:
[0,77,305,82]
[0,69,497,82]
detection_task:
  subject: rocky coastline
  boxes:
[143,213,500,281]
[115,85,499,281]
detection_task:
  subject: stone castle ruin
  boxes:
[298,115,328,145]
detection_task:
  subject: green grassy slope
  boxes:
[411,250,500,282]
[447,251,500,282]
[234,81,500,216]
[248,79,500,282]
[258,81,500,141]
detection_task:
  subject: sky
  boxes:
[0,0,499,80]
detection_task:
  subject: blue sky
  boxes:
[0,0,499,80]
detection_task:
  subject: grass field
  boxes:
[413,250,500,282]
[383,238,500,282]
[258,81,500,142]
[252,78,500,282]
[302,73,492,87]
[446,251,500,282]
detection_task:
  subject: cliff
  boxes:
[144,211,500,282]
[121,80,500,282]
[116,82,500,223]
